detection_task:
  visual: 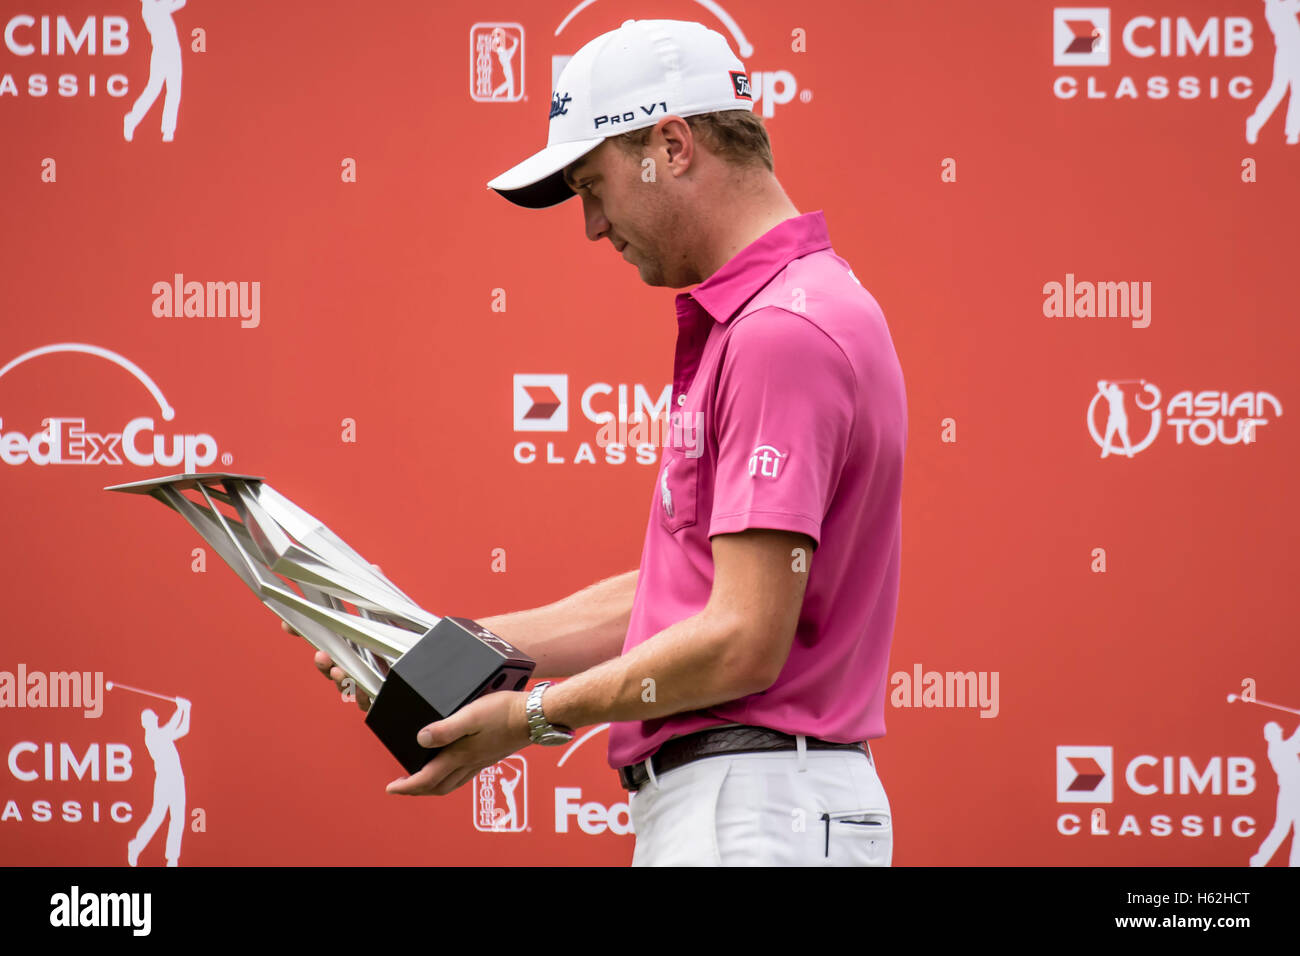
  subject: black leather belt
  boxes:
[617,725,870,791]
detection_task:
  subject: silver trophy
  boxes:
[106,473,534,772]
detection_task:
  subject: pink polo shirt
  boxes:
[607,210,908,769]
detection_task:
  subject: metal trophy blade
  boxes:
[105,473,535,773]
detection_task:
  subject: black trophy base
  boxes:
[364,616,535,774]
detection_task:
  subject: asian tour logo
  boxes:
[0,343,223,471]
[1087,379,1281,458]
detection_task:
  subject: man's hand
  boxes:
[386,690,531,797]
[284,620,372,711]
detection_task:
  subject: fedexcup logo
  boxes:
[0,343,223,471]
[549,1,805,118]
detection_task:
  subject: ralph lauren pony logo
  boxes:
[550,91,572,119]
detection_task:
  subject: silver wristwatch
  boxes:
[525,681,574,746]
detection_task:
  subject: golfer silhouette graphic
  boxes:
[493,760,523,830]
[123,0,186,143]
[1251,720,1300,866]
[1246,0,1300,144]
[127,696,190,867]
[491,27,520,100]
[1097,381,1135,459]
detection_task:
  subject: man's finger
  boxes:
[386,756,448,796]
[314,651,335,678]
[416,715,465,750]
[282,621,301,637]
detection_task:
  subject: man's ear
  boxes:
[656,116,695,177]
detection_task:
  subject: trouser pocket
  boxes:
[819,809,892,866]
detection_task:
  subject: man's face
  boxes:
[563,137,688,288]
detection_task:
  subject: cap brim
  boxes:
[487,137,605,209]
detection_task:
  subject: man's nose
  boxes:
[582,195,610,243]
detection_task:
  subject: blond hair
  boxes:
[609,110,774,173]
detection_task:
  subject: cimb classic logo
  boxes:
[49,886,150,936]
[1050,7,1258,110]
[1055,744,1259,840]
[513,374,567,432]
[1057,745,1114,802]
[1054,8,1110,66]
[512,373,692,466]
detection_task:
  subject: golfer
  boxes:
[314,18,908,866]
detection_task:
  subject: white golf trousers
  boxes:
[628,737,892,867]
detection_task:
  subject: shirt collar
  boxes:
[677,210,833,325]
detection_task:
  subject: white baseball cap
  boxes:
[486,18,754,208]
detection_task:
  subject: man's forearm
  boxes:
[540,607,771,732]
[476,570,637,679]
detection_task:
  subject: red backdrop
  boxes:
[1,0,1296,866]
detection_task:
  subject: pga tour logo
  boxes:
[1057,746,1114,803]
[469,23,524,102]
[513,374,568,432]
[1054,8,1110,66]
[473,756,527,832]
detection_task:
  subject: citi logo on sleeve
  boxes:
[747,444,786,479]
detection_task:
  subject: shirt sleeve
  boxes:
[707,306,857,549]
